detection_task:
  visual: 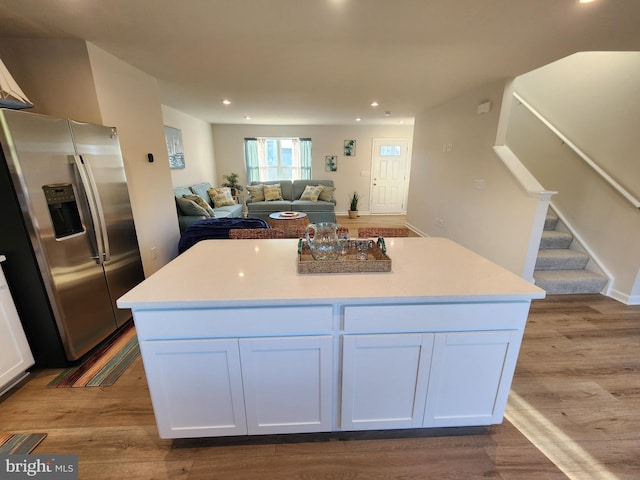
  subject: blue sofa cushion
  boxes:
[291,200,335,212]
[214,204,243,217]
[246,200,291,212]
[189,182,214,207]
[174,186,193,198]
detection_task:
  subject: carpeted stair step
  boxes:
[544,211,559,231]
[535,249,589,270]
[539,230,573,249]
[533,270,607,294]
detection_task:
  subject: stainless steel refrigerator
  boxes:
[0,109,145,367]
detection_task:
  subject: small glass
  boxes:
[355,240,370,260]
[339,235,349,258]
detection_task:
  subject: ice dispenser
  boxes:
[42,183,84,239]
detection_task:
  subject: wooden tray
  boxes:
[297,239,391,274]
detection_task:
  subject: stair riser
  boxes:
[539,237,572,249]
[535,257,589,270]
[535,278,607,295]
[544,217,559,231]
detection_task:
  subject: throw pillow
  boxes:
[263,184,283,201]
[182,194,214,216]
[175,197,211,217]
[300,184,324,202]
[208,187,236,207]
[246,184,265,202]
[318,186,336,202]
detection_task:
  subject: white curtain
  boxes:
[244,138,259,183]
[291,138,302,179]
[300,138,312,179]
[257,138,268,181]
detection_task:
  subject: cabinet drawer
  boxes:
[134,305,334,340]
[343,302,530,333]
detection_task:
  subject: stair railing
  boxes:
[514,92,640,210]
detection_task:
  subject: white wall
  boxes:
[407,81,541,276]
[211,124,414,214]
[162,105,217,188]
[0,38,102,124]
[87,43,180,275]
[515,52,640,200]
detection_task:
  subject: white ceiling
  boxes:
[0,0,638,125]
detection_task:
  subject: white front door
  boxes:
[370,138,409,214]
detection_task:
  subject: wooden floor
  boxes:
[334,214,420,237]
[1,294,638,479]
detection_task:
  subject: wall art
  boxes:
[344,139,356,156]
[325,155,337,172]
[164,126,185,169]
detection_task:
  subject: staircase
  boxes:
[533,209,608,294]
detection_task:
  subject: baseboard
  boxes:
[608,288,640,306]
[405,222,428,237]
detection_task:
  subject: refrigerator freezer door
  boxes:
[0,110,117,360]
[69,121,145,327]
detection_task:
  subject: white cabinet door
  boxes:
[341,333,434,431]
[239,336,334,435]
[141,338,247,439]
[0,271,35,394]
[423,331,521,427]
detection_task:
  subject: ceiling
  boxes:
[0,0,638,125]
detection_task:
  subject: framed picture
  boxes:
[325,155,337,172]
[164,126,185,169]
[344,139,356,156]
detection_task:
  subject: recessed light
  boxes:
[355,117,361,122]
[222,99,231,105]
[370,101,379,107]
[384,111,391,117]
[244,116,252,120]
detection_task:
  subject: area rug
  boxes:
[47,322,139,388]
[0,433,47,454]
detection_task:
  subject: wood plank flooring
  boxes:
[0,294,638,479]
[334,214,420,237]
[507,295,640,479]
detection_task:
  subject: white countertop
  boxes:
[117,237,545,309]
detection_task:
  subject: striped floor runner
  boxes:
[0,433,47,454]
[47,322,139,388]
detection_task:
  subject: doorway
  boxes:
[370,138,410,214]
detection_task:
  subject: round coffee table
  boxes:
[268,211,309,237]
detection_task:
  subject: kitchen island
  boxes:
[117,237,544,439]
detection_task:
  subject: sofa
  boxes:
[245,179,337,223]
[174,182,243,231]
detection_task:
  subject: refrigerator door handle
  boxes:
[82,156,111,262]
[72,155,110,264]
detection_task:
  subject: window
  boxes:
[265,138,293,180]
[380,145,401,156]
[245,137,312,183]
